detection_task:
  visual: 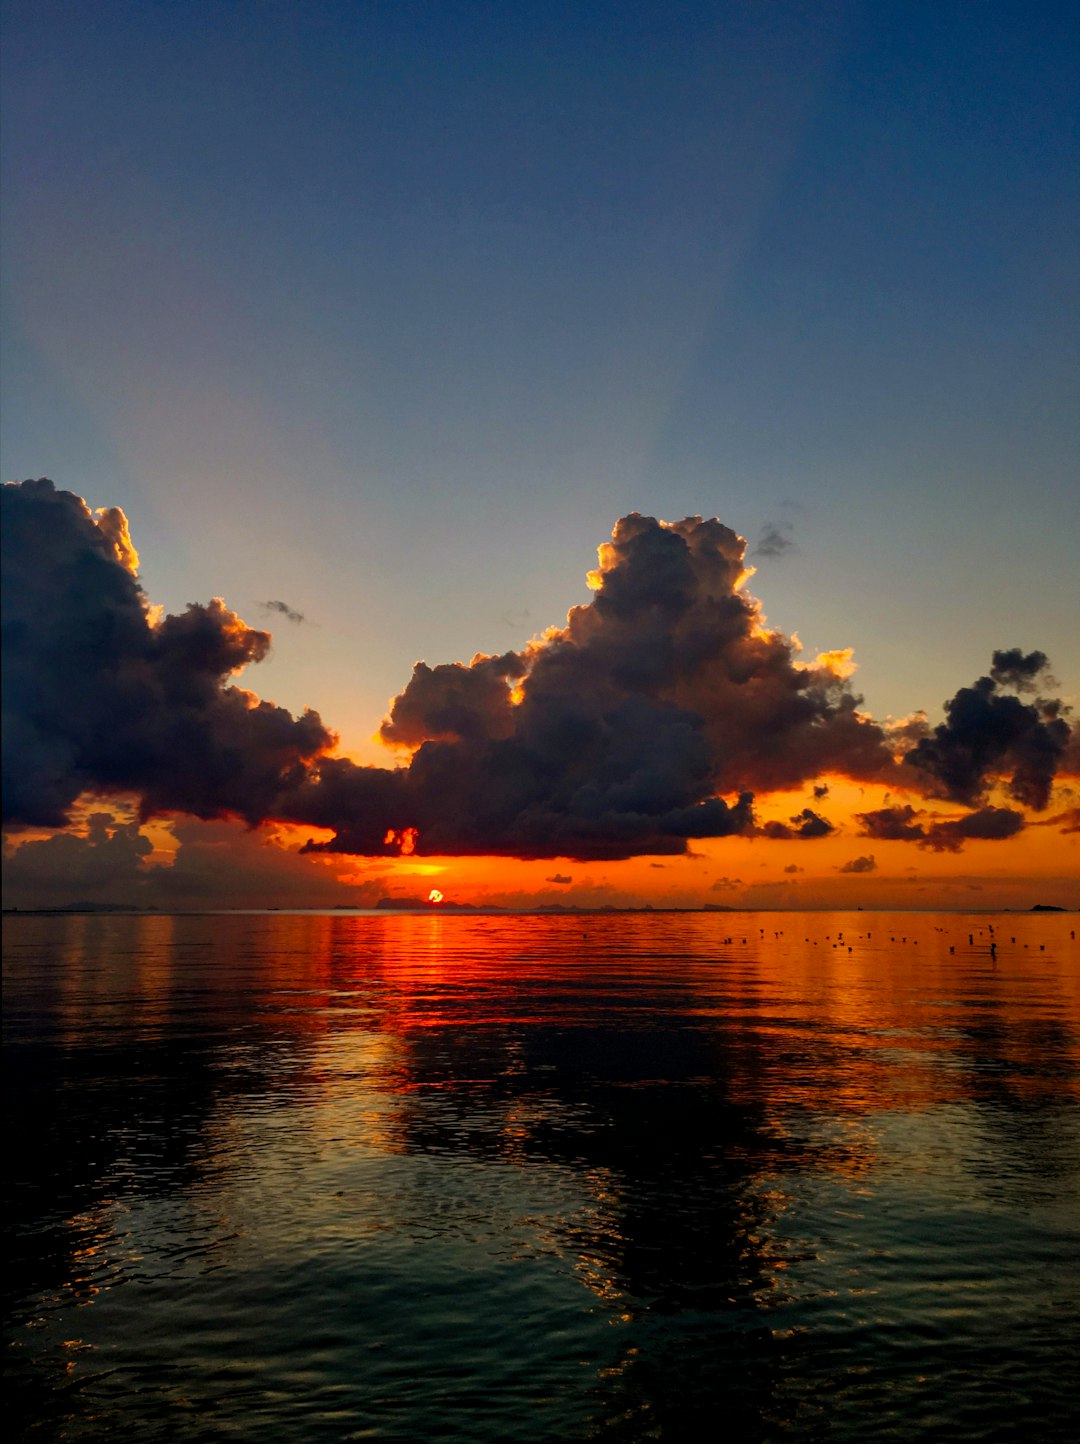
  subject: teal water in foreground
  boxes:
[4,910,1079,1442]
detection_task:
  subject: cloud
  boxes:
[1,812,153,907]
[839,854,876,873]
[261,599,307,625]
[1033,807,1080,834]
[783,864,803,873]
[855,803,1025,852]
[545,873,572,884]
[919,806,1026,852]
[2,480,332,828]
[988,648,1054,692]
[300,513,898,858]
[752,521,795,558]
[380,653,526,748]
[902,651,1071,810]
[856,804,927,843]
[5,486,1072,864]
[758,808,834,840]
[2,812,378,911]
[146,817,383,908]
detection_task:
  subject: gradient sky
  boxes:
[2,0,1078,909]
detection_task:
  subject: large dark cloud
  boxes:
[2,480,332,827]
[902,651,1070,810]
[298,512,894,858]
[4,485,1075,861]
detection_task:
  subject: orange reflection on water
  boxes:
[7,907,1077,1352]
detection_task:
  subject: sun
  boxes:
[428,889,444,904]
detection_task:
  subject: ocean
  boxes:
[4,909,1079,1441]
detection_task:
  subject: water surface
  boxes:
[5,910,1079,1441]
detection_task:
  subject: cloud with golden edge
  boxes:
[4,483,1078,867]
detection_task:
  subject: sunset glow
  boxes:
[2,2,1077,914]
[2,489,1078,912]
[3,8,1079,1440]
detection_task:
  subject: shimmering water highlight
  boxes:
[4,910,1079,1441]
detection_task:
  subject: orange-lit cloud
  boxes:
[295,513,898,858]
[4,482,1077,883]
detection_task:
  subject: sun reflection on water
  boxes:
[4,909,1078,1441]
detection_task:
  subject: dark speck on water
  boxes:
[4,909,1079,1442]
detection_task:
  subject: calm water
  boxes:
[4,910,1079,1442]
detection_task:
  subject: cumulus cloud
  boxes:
[546,873,572,884]
[300,513,896,858]
[839,854,876,874]
[758,808,834,840]
[2,480,332,827]
[988,648,1054,692]
[4,486,1073,864]
[855,803,1025,852]
[856,804,927,843]
[380,653,526,748]
[902,650,1071,810]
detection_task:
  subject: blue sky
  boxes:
[3,0,1077,759]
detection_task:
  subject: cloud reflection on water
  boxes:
[4,911,1079,1440]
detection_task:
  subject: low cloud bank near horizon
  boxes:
[3,480,1077,862]
[1,811,382,912]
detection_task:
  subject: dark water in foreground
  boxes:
[4,910,1079,1442]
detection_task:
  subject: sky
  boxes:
[2,0,1078,910]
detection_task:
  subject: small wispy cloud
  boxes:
[752,521,796,558]
[261,599,307,625]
